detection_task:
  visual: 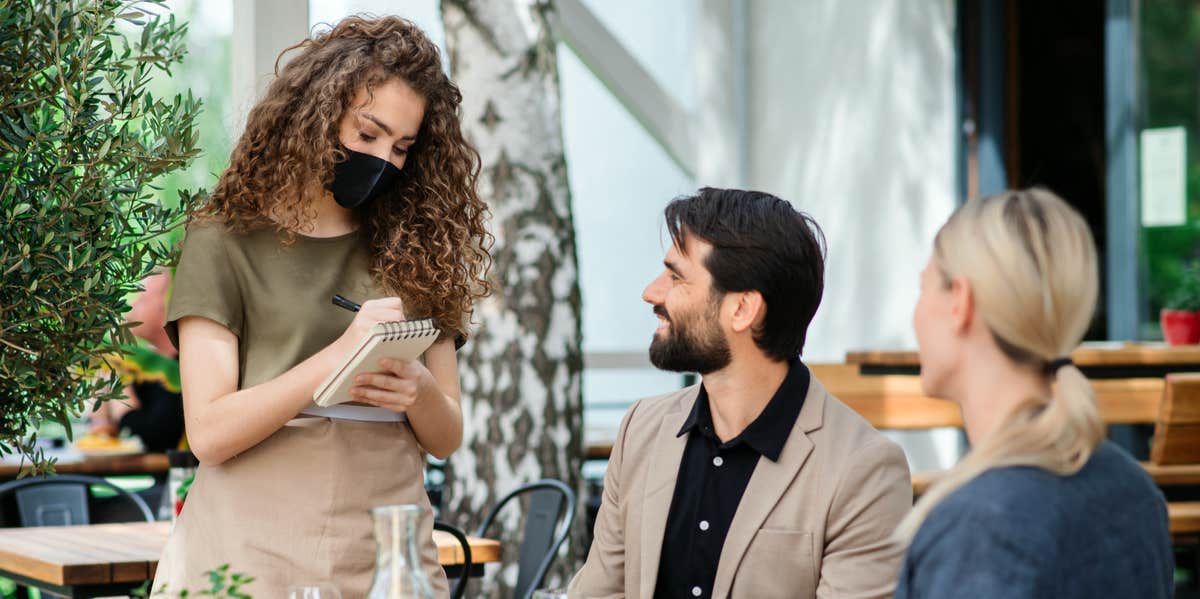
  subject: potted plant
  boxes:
[1162,260,1200,345]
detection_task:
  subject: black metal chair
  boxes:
[475,479,576,599]
[0,473,155,527]
[0,474,155,599]
[434,520,472,599]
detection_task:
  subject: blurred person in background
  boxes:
[91,268,186,452]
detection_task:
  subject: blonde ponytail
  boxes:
[896,188,1105,540]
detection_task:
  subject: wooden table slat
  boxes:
[1169,502,1200,535]
[27,528,152,583]
[0,453,170,480]
[0,522,500,590]
[847,344,1200,369]
[0,530,135,586]
[0,534,101,586]
[433,530,502,565]
[913,462,1200,497]
[76,522,171,552]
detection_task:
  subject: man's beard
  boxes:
[648,301,731,375]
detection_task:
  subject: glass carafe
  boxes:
[367,504,435,599]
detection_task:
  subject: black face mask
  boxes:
[328,149,402,209]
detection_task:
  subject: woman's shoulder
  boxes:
[926,442,1158,534]
[930,467,1056,527]
[182,217,280,252]
[910,467,1062,561]
[182,217,235,246]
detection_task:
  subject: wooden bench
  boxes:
[581,366,1200,541]
[807,363,1165,429]
[584,364,1169,461]
[1150,373,1200,465]
[913,462,1200,497]
[888,371,1200,539]
[1148,374,1200,537]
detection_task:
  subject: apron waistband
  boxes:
[297,404,408,423]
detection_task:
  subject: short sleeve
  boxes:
[439,329,467,351]
[164,222,244,349]
[429,312,466,350]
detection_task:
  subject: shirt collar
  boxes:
[677,358,811,462]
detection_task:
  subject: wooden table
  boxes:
[846,343,1200,379]
[0,453,169,482]
[912,462,1200,497]
[0,521,501,598]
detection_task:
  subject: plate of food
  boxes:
[73,434,144,456]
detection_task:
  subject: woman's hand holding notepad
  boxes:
[316,296,439,407]
[314,319,440,407]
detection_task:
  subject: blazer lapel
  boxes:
[709,377,829,598]
[638,386,697,599]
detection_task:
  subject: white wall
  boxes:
[746,0,959,363]
[309,0,443,49]
[558,2,698,451]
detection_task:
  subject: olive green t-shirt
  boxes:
[165,221,385,390]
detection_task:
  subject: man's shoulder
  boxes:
[633,384,696,413]
[812,380,905,456]
[619,385,696,436]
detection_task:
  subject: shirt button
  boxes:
[699,520,710,531]
[712,456,724,467]
[692,587,702,597]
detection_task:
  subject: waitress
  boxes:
[153,16,491,597]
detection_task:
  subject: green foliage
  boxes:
[1165,260,1200,311]
[140,0,232,215]
[135,564,257,599]
[0,0,205,473]
[1140,1,1200,320]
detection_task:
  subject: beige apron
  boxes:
[154,417,449,598]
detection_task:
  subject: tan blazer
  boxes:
[569,374,912,599]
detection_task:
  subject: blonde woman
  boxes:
[896,188,1172,598]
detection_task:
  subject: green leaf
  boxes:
[0,0,206,473]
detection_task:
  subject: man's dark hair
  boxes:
[664,187,826,360]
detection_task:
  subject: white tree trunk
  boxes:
[441,0,585,594]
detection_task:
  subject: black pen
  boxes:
[332,294,361,312]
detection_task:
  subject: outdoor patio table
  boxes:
[0,453,170,483]
[846,343,1200,379]
[0,521,502,598]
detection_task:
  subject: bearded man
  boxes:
[569,188,912,599]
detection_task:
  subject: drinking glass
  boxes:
[287,584,342,599]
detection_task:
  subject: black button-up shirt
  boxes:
[653,359,810,599]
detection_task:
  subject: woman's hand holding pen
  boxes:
[333,297,405,356]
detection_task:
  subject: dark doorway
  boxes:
[1012,1,1107,338]
[961,0,1108,338]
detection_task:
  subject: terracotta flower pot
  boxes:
[1162,309,1200,345]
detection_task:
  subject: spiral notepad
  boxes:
[313,319,440,407]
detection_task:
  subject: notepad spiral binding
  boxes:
[380,318,438,340]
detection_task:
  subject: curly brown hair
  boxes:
[197,16,492,337]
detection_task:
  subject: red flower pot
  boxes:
[1162,309,1200,345]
